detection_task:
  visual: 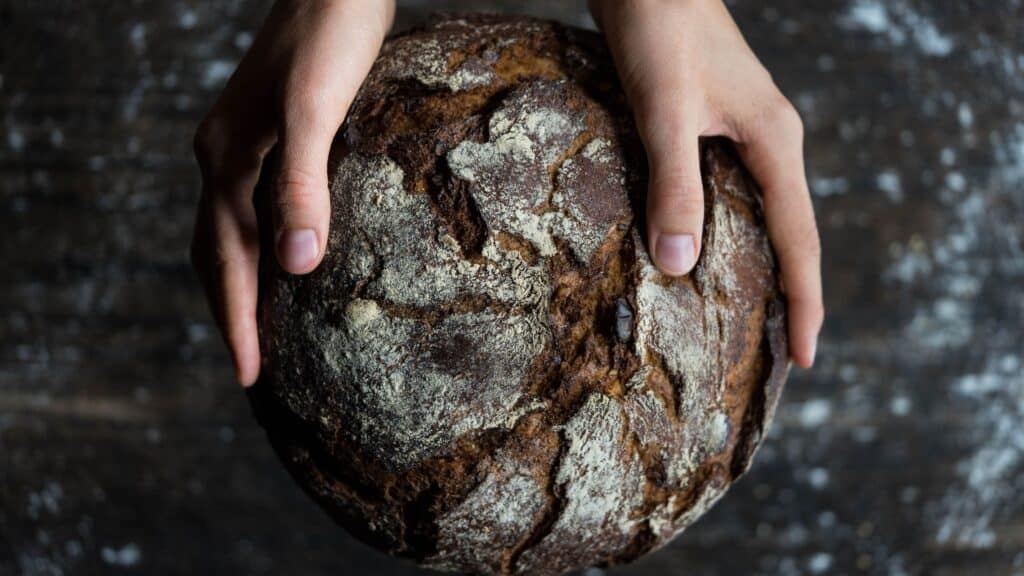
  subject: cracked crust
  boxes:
[250,14,789,576]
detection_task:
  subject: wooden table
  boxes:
[1,1,1021,574]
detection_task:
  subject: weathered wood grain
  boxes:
[1,1,1022,575]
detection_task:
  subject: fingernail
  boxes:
[278,229,319,272]
[808,339,818,366]
[655,233,696,276]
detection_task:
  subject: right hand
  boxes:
[589,0,823,368]
[191,0,395,386]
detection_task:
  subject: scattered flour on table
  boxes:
[838,0,954,56]
[100,543,141,567]
[915,122,1024,547]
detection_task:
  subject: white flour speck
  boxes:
[808,468,830,490]
[810,176,849,197]
[958,103,974,128]
[7,128,25,151]
[799,399,832,428]
[129,23,146,52]
[234,32,253,51]
[841,0,891,35]
[940,147,957,166]
[876,170,903,203]
[889,395,912,416]
[100,543,141,567]
[807,552,834,574]
[201,59,236,89]
[178,8,197,29]
[945,171,966,192]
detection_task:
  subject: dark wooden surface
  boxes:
[2,1,1022,574]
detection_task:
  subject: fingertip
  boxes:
[790,325,818,369]
[231,337,261,387]
[276,228,322,274]
[793,343,814,370]
[236,364,259,388]
[651,230,698,277]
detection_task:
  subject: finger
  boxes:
[642,116,705,277]
[273,1,392,275]
[193,111,268,386]
[592,2,706,277]
[209,182,262,386]
[736,102,824,368]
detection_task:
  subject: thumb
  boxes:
[273,110,336,274]
[271,0,393,275]
[642,115,705,277]
[591,0,706,277]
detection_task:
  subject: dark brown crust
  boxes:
[250,14,788,576]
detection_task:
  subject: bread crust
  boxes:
[251,14,789,575]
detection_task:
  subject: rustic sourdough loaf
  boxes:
[251,14,789,576]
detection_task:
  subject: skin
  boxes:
[192,0,824,387]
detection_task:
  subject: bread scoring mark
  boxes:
[427,448,548,573]
[555,394,643,531]
[635,260,714,411]
[517,393,646,572]
[630,189,763,487]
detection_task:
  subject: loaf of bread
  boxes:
[251,14,789,575]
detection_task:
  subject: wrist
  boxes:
[589,0,711,28]
[282,0,395,34]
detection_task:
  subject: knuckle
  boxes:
[790,293,825,326]
[806,299,826,328]
[813,300,826,323]
[782,220,822,265]
[764,96,804,140]
[275,168,324,216]
[650,173,705,215]
[194,113,270,184]
[657,181,704,205]
[659,196,705,221]
[223,146,265,177]
[799,223,823,260]
[193,116,221,159]
[212,243,257,270]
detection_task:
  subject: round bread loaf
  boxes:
[251,14,789,576]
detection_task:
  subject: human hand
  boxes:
[589,0,824,367]
[191,0,395,386]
